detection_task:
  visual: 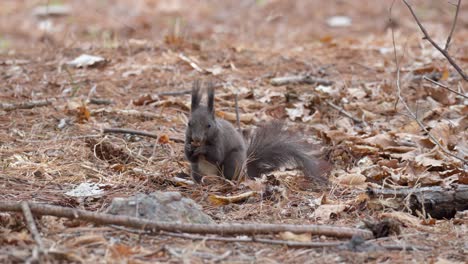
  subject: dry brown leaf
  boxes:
[133,94,156,106]
[347,143,380,155]
[414,153,445,168]
[1,230,33,245]
[313,204,346,221]
[64,234,107,248]
[110,164,127,172]
[429,121,454,148]
[208,191,257,206]
[377,159,400,169]
[152,98,190,111]
[458,173,468,184]
[242,179,266,193]
[217,111,255,124]
[158,134,171,144]
[363,134,396,149]
[420,218,436,226]
[361,165,388,181]
[380,211,433,232]
[337,172,367,186]
[109,244,137,257]
[77,105,91,123]
[279,231,312,242]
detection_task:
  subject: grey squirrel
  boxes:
[184,81,328,185]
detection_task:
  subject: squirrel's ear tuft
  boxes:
[207,82,215,115]
[191,80,201,112]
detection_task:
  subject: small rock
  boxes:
[106,191,214,224]
[66,54,108,68]
[326,16,352,28]
[33,5,71,17]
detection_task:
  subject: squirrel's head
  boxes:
[187,81,217,146]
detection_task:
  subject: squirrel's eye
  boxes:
[207,124,211,128]
[188,122,192,127]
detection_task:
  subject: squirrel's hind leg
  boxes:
[222,150,246,181]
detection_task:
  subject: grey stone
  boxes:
[106,191,213,224]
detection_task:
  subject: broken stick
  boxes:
[270,75,333,86]
[21,202,46,254]
[0,99,54,111]
[0,201,374,239]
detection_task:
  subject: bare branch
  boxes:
[402,0,467,81]
[0,201,374,239]
[444,0,461,51]
[390,7,467,165]
[423,76,467,99]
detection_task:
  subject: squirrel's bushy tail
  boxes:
[246,122,328,185]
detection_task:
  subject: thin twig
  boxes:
[88,98,113,105]
[390,6,467,165]
[326,101,362,123]
[157,90,191,97]
[444,0,461,51]
[423,76,467,99]
[270,75,333,86]
[402,0,467,81]
[0,201,374,239]
[0,99,54,111]
[103,128,158,139]
[21,202,46,254]
[102,127,184,143]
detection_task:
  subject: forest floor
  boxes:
[0,0,467,263]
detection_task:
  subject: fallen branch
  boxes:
[0,99,54,111]
[21,202,46,254]
[367,184,468,219]
[402,0,467,81]
[423,76,467,99]
[102,127,184,143]
[0,201,374,239]
[270,75,333,86]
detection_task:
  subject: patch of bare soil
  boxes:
[0,0,467,263]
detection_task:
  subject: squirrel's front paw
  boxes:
[184,144,198,162]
